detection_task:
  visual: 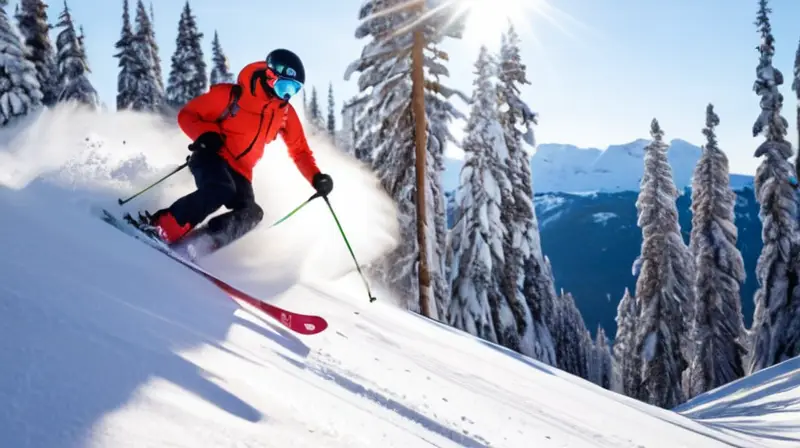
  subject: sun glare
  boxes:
[459,0,535,47]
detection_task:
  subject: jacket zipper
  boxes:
[235,104,273,161]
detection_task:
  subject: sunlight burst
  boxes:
[458,0,538,47]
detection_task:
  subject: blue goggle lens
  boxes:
[274,78,303,99]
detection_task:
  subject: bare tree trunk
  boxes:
[411,26,432,318]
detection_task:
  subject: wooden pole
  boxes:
[411,25,432,318]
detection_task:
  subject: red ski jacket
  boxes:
[176,61,320,184]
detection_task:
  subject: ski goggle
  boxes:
[272,77,303,100]
[266,64,303,100]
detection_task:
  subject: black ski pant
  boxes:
[167,149,263,246]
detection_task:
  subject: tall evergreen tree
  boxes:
[551,290,593,380]
[613,288,640,396]
[15,0,57,106]
[424,24,468,321]
[631,119,694,408]
[340,95,367,157]
[147,1,162,92]
[166,1,206,108]
[446,46,510,343]
[327,82,336,137]
[0,0,42,125]
[685,104,747,399]
[54,1,98,108]
[113,0,136,110]
[590,326,613,390]
[209,30,233,85]
[344,0,464,319]
[77,24,84,55]
[793,38,800,161]
[307,85,324,130]
[129,0,160,111]
[748,0,800,375]
[496,22,556,365]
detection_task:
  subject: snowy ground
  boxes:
[0,105,798,447]
[675,357,800,446]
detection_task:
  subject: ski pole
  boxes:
[118,162,188,205]
[267,192,321,228]
[322,196,377,303]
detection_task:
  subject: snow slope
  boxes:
[676,357,800,446]
[0,104,795,447]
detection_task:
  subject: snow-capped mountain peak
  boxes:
[532,138,701,193]
[443,138,754,194]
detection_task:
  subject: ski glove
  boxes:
[312,173,333,197]
[188,132,224,153]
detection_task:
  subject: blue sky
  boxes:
[13,0,800,175]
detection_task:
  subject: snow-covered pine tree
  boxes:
[747,0,800,375]
[209,30,233,85]
[793,38,800,169]
[446,45,510,343]
[54,1,98,108]
[685,104,747,399]
[113,0,136,110]
[591,326,613,390]
[147,2,163,92]
[306,85,325,131]
[166,1,206,109]
[129,0,161,111]
[344,0,464,319]
[551,290,593,380]
[336,103,354,153]
[339,95,367,158]
[77,24,85,56]
[424,36,467,321]
[630,119,694,408]
[15,0,57,106]
[613,288,640,396]
[496,22,556,365]
[0,0,42,125]
[327,82,336,138]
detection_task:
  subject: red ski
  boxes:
[182,265,328,335]
[97,208,328,335]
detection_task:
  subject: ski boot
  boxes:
[124,210,191,245]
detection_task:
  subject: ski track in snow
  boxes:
[0,105,798,447]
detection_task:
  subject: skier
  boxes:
[141,49,333,252]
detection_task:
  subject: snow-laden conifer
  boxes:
[551,290,593,379]
[327,82,336,137]
[685,104,747,398]
[612,288,640,396]
[747,0,800,375]
[54,2,98,108]
[345,0,465,319]
[165,1,206,109]
[15,0,57,106]
[630,119,694,408]
[113,0,136,110]
[209,30,233,85]
[496,23,556,364]
[128,0,161,111]
[446,46,510,342]
[0,0,42,125]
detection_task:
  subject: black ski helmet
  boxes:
[265,49,305,85]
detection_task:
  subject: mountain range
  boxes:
[442,138,754,194]
[443,139,761,338]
